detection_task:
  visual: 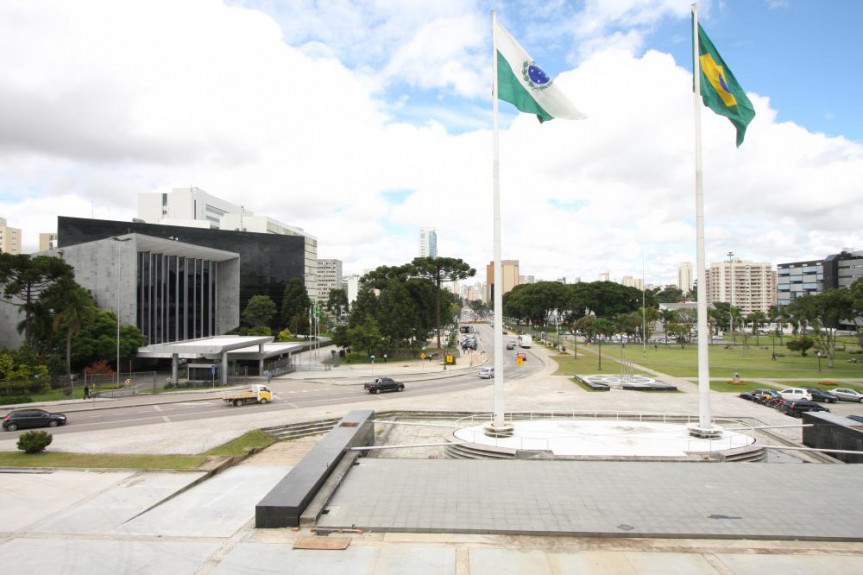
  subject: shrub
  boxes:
[17,430,53,454]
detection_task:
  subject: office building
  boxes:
[317,259,343,303]
[419,227,437,259]
[777,248,863,307]
[138,187,318,300]
[0,217,22,254]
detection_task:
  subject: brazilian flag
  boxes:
[695,22,755,147]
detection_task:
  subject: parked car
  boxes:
[832,388,863,403]
[747,389,774,402]
[478,366,494,379]
[752,389,782,406]
[777,399,829,418]
[738,391,755,401]
[363,377,405,394]
[802,387,838,403]
[847,415,863,425]
[779,388,813,402]
[2,409,67,431]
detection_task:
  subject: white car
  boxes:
[779,388,812,402]
[478,366,494,379]
[832,387,863,402]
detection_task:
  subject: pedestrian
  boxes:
[265,370,272,383]
[83,384,90,400]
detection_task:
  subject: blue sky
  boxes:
[2,0,862,287]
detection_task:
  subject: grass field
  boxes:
[557,335,863,381]
[0,429,276,470]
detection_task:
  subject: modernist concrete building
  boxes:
[57,216,308,317]
[0,234,240,351]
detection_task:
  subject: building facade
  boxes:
[137,187,318,300]
[0,217,22,254]
[706,258,777,316]
[0,234,240,350]
[58,216,305,319]
[776,259,823,307]
[678,262,694,293]
[39,233,58,252]
[317,259,343,303]
[419,227,437,259]
[485,260,519,303]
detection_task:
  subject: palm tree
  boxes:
[52,282,95,376]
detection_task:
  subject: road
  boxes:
[2,323,548,438]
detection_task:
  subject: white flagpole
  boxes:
[691,3,714,435]
[490,10,507,433]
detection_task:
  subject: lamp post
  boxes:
[727,251,734,341]
[111,237,132,385]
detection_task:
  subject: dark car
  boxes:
[778,399,829,418]
[754,389,782,407]
[738,391,755,401]
[363,377,405,394]
[2,409,67,431]
[802,387,838,403]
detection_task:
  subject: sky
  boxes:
[2,0,862,288]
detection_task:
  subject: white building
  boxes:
[419,227,437,259]
[678,262,694,293]
[138,187,319,300]
[317,259,343,303]
[343,274,361,305]
[706,258,777,316]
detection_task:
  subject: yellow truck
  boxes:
[221,384,273,407]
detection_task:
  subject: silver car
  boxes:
[779,388,812,402]
[832,387,863,402]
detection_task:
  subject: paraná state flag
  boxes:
[696,22,755,147]
[494,20,585,123]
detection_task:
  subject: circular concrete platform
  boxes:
[452,419,757,459]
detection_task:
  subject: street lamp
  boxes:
[727,251,734,341]
[111,237,132,385]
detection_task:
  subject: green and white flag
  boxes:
[494,20,585,123]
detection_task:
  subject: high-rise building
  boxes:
[486,260,519,303]
[0,217,22,254]
[599,272,610,282]
[317,259,343,303]
[678,262,694,293]
[137,187,318,300]
[419,227,437,259]
[706,258,776,316]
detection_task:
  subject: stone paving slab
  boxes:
[0,538,221,574]
[120,465,290,538]
[317,459,863,541]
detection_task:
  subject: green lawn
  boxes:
[562,336,863,381]
[0,430,276,470]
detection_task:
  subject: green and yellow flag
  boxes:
[695,22,755,147]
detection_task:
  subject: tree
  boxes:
[786,335,814,357]
[658,309,678,344]
[411,257,476,349]
[0,254,74,347]
[652,286,685,303]
[747,310,767,346]
[281,279,311,335]
[71,308,145,373]
[243,295,277,328]
[50,280,96,377]
[810,288,854,368]
[326,288,349,320]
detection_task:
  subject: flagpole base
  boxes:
[483,422,515,438]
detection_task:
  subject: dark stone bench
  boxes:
[255,410,374,528]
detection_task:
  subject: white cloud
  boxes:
[1,0,861,290]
